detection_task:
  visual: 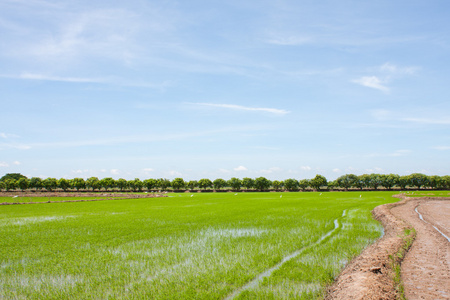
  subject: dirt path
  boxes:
[391,199,450,299]
[326,196,450,299]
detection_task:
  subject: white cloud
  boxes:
[0,132,19,139]
[402,117,450,125]
[12,161,21,165]
[142,168,154,172]
[168,170,182,177]
[300,166,312,171]
[332,168,341,173]
[433,146,450,150]
[190,103,290,115]
[0,162,9,167]
[110,169,120,175]
[380,63,417,75]
[218,168,231,173]
[234,166,247,171]
[260,167,282,174]
[352,76,389,92]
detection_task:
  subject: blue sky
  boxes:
[1,0,449,181]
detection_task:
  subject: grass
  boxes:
[0,191,400,299]
[389,227,416,300]
[402,190,450,197]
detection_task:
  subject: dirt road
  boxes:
[391,199,450,299]
[326,196,450,299]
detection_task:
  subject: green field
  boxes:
[0,192,399,299]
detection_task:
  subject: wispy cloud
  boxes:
[0,162,9,167]
[432,146,450,151]
[190,103,290,115]
[4,73,106,83]
[234,166,248,171]
[366,149,411,157]
[402,117,450,125]
[352,76,389,92]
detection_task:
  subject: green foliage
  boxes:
[71,178,86,191]
[117,178,129,191]
[16,178,29,191]
[408,173,428,189]
[29,177,43,191]
[86,177,100,191]
[171,178,186,190]
[298,179,309,191]
[43,178,58,192]
[241,177,254,190]
[99,177,116,191]
[187,180,198,190]
[271,180,283,191]
[0,173,27,182]
[310,175,327,191]
[198,178,213,190]
[57,178,70,191]
[254,177,271,191]
[283,178,298,191]
[157,178,171,191]
[227,177,242,191]
[212,178,227,190]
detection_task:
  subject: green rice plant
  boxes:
[0,191,399,299]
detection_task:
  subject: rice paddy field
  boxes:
[0,191,400,299]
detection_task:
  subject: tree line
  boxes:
[1,173,449,193]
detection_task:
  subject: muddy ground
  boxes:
[326,195,450,299]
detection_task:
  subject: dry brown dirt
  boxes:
[326,195,450,300]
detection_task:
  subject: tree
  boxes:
[0,173,27,182]
[336,174,357,190]
[171,178,186,190]
[310,175,327,191]
[441,175,450,189]
[58,178,71,192]
[254,177,271,191]
[0,181,5,191]
[43,178,58,192]
[359,174,371,190]
[426,175,441,189]
[408,173,428,189]
[71,178,86,191]
[198,178,213,190]
[99,177,116,191]
[398,175,409,190]
[157,178,171,191]
[354,176,365,190]
[368,174,382,190]
[143,179,156,191]
[17,178,29,191]
[241,177,254,190]
[117,178,129,191]
[272,180,283,191]
[327,180,337,191]
[187,180,198,190]
[283,178,299,191]
[129,178,143,192]
[213,178,227,190]
[380,174,399,190]
[86,177,100,191]
[227,177,242,191]
[298,179,309,191]
[4,179,17,191]
[29,177,43,191]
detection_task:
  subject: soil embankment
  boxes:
[326,195,450,299]
[390,199,450,299]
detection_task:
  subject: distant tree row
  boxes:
[1,173,449,193]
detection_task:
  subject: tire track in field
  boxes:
[225,210,347,299]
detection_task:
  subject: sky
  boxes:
[1,0,450,181]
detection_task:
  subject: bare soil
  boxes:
[391,199,450,299]
[326,195,450,299]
